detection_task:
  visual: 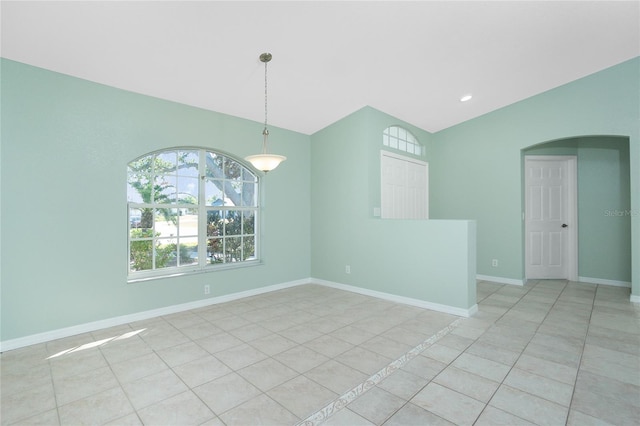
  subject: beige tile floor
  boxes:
[1,280,639,425]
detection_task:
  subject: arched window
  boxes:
[383,126,422,156]
[127,148,259,280]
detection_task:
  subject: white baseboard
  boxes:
[0,278,311,353]
[1,276,477,352]
[578,276,631,288]
[630,294,640,304]
[312,278,477,318]
[476,275,525,286]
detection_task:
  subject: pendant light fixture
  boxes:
[245,52,287,172]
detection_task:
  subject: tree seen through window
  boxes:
[127,149,258,278]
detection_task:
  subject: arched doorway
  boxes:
[522,136,632,286]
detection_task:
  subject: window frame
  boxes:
[382,125,423,157]
[127,148,261,282]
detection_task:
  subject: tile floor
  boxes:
[1,280,639,425]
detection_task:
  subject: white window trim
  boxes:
[383,125,423,157]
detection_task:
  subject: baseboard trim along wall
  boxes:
[1,277,478,352]
[478,274,638,303]
[0,279,309,353]
[478,274,634,290]
[578,276,632,288]
[476,274,525,286]
[313,278,478,318]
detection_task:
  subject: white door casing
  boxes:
[381,151,428,219]
[524,156,577,280]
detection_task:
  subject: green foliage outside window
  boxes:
[128,149,258,277]
[129,229,173,270]
[207,210,255,264]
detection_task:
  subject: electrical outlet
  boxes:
[345,265,351,274]
[204,284,210,295]
[492,259,499,267]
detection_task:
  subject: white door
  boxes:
[381,151,428,219]
[525,156,577,280]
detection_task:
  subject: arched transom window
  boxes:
[383,126,422,156]
[127,148,259,280]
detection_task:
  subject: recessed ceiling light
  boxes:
[460,94,473,102]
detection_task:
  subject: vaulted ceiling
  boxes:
[2,1,638,134]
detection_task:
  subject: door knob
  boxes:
[562,224,568,228]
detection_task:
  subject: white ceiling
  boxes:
[2,1,639,135]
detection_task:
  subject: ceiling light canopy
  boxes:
[460,94,473,102]
[245,53,286,173]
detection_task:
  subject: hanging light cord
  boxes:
[262,58,269,153]
[245,52,285,172]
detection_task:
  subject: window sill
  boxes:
[127,260,262,284]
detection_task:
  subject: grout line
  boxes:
[296,317,466,426]
[472,279,568,424]
[468,281,532,424]
[565,283,598,420]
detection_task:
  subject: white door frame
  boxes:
[524,155,578,281]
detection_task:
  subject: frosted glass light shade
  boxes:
[245,154,287,172]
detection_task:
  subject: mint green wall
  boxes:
[2,55,638,342]
[523,137,631,283]
[577,137,631,281]
[431,57,639,298]
[522,143,578,156]
[310,107,476,310]
[0,59,311,341]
